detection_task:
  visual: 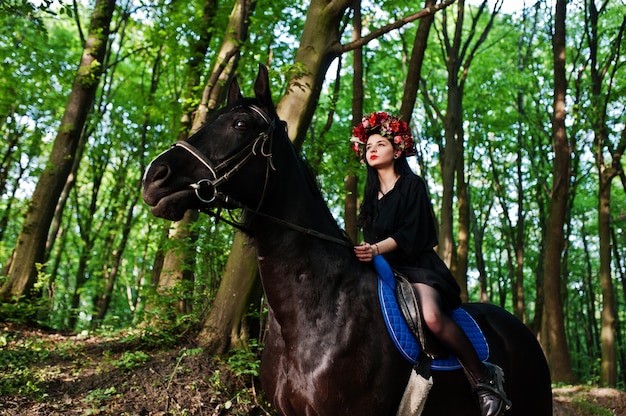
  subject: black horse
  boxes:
[142,64,552,415]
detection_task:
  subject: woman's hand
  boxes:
[354,242,378,262]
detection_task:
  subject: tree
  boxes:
[198,0,356,353]
[344,0,363,244]
[149,0,220,318]
[586,0,626,386]
[0,0,117,302]
[542,0,576,384]
[424,0,502,300]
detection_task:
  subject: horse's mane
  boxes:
[277,122,350,243]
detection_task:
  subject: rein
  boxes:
[200,199,354,248]
[170,104,354,249]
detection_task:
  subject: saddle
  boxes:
[374,255,489,370]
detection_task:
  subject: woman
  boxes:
[351,112,511,416]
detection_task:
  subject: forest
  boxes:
[1,0,626,414]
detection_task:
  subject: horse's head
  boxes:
[142,64,279,221]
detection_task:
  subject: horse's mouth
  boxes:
[146,189,197,221]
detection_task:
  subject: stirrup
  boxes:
[474,362,512,416]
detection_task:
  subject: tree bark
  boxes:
[200,0,352,355]
[197,231,260,350]
[510,2,542,320]
[156,209,199,316]
[596,113,618,389]
[542,0,575,383]
[399,0,436,122]
[345,0,363,244]
[276,0,353,150]
[587,1,625,387]
[0,0,116,302]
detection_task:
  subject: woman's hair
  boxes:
[357,155,415,229]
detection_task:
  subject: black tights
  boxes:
[413,283,487,381]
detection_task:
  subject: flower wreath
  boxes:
[350,111,417,161]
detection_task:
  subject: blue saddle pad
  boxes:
[374,255,489,371]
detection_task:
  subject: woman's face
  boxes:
[365,134,396,168]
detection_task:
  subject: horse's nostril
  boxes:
[151,164,170,183]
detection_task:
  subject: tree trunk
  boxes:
[512,3,539,317]
[587,0,625,387]
[580,219,600,362]
[597,179,617,386]
[276,0,353,150]
[197,231,260,350]
[92,194,140,328]
[157,209,199,316]
[68,157,108,330]
[399,0,436,122]
[192,0,254,130]
[0,0,116,302]
[455,123,469,301]
[178,0,219,138]
[513,124,525,320]
[529,191,547,338]
[439,72,459,274]
[541,0,575,383]
[436,0,500,299]
[200,0,353,355]
[345,0,363,244]
[611,218,626,386]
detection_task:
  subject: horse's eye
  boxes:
[234,119,247,130]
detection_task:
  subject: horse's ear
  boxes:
[254,64,274,113]
[227,76,243,106]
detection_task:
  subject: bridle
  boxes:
[174,104,276,207]
[146,104,353,248]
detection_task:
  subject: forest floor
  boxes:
[1,323,625,416]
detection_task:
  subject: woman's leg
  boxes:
[412,283,511,416]
[412,283,486,379]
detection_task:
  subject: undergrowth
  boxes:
[0,323,275,415]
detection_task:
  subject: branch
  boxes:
[73,0,85,46]
[460,0,503,84]
[341,0,456,53]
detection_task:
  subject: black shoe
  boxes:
[474,362,512,416]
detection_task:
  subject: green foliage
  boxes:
[116,313,200,351]
[112,350,150,371]
[0,295,51,327]
[0,330,82,398]
[82,386,119,414]
[0,340,46,397]
[227,338,262,377]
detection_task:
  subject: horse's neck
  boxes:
[255,156,341,247]
[252,163,350,319]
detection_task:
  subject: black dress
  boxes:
[363,174,461,310]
